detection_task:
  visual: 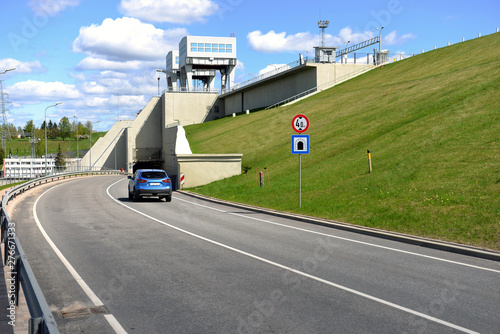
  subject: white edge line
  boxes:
[175,196,500,274]
[107,179,479,334]
[34,181,128,334]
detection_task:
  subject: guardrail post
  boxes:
[14,254,21,306]
[29,317,44,334]
[3,233,9,265]
[0,208,5,243]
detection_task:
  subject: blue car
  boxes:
[128,169,172,202]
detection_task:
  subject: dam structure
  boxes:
[80,34,383,188]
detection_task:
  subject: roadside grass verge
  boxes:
[185,33,500,251]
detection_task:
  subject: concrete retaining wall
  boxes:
[176,154,243,188]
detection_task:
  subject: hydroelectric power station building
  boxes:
[80,34,387,188]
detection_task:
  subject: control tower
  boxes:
[165,50,180,90]
[178,36,237,91]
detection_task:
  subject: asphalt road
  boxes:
[11,175,500,333]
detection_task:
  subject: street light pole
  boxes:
[89,121,100,171]
[74,115,79,171]
[343,41,350,63]
[376,26,384,52]
[45,102,62,175]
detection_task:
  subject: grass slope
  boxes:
[185,33,500,251]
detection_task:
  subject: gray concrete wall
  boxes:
[80,120,132,170]
[163,92,218,126]
[221,63,373,115]
[313,63,372,86]
[222,65,317,115]
[177,154,243,188]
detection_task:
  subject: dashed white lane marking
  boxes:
[107,179,480,334]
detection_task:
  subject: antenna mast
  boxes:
[318,20,330,47]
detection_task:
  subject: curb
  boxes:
[179,190,500,262]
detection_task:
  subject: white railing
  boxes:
[162,87,219,94]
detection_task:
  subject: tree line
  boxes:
[3,117,96,141]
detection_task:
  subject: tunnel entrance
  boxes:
[133,161,164,173]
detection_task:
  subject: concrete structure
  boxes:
[220,62,373,114]
[178,36,237,91]
[165,50,180,90]
[82,35,385,188]
[314,46,340,63]
[80,91,239,188]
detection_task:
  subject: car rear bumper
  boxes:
[136,188,172,197]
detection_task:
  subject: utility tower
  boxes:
[318,20,330,47]
[0,80,11,155]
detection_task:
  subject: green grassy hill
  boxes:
[3,132,107,159]
[185,33,500,251]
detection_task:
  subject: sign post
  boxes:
[291,114,310,208]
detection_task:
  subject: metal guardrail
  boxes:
[0,170,123,334]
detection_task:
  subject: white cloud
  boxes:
[383,31,417,46]
[119,0,219,24]
[337,27,375,45]
[248,27,416,53]
[0,58,46,74]
[29,0,81,16]
[247,30,316,53]
[75,57,149,71]
[6,80,82,102]
[73,17,188,62]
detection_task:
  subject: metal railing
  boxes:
[162,86,220,94]
[265,52,417,110]
[0,170,124,334]
[266,65,376,109]
[223,58,303,94]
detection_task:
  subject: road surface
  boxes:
[11,175,500,333]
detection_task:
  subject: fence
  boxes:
[0,170,123,334]
[0,166,115,187]
[162,86,220,94]
[265,64,376,110]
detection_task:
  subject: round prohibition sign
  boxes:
[292,114,309,133]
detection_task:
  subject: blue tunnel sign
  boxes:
[292,135,310,154]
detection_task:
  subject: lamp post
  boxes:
[376,26,384,52]
[343,41,350,63]
[89,121,100,171]
[73,115,79,171]
[44,102,62,175]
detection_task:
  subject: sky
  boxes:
[0,0,498,131]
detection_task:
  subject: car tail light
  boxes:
[163,179,171,184]
[137,179,147,183]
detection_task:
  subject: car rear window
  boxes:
[141,172,167,179]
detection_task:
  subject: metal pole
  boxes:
[299,154,302,208]
[89,125,92,172]
[45,108,47,175]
